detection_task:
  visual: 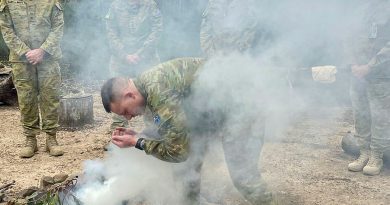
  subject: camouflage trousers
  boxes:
[350,77,390,152]
[173,119,271,205]
[12,60,61,136]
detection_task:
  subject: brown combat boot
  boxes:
[348,148,369,172]
[20,136,38,158]
[363,150,383,176]
[45,133,64,156]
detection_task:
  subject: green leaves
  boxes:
[26,192,60,205]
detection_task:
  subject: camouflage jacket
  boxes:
[106,0,162,61]
[354,2,390,79]
[134,57,204,162]
[0,0,64,61]
[200,0,259,56]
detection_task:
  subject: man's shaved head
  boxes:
[101,77,130,113]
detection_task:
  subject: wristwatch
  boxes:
[135,138,145,150]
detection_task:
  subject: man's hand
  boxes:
[26,48,46,65]
[111,127,139,148]
[351,64,371,79]
[126,54,140,65]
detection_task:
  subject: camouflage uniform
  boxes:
[350,3,390,153]
[200,0,261,57]
[200,2,273,202]
[106,0,162,129]
[134,58,272,205]
[0,0,63,137]
[106,0,162,77]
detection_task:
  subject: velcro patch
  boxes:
[153,115,161,125]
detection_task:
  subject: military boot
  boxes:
[248,191,278,205]
[348,149,369,172]
[45,133,64,156]
[20,136,38,158]
[363,150,383,176]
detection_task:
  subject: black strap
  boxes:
[135,138,145,150]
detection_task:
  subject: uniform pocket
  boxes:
[37,60,61,78]
[11,63,34,80]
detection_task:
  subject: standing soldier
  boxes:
[200,1,275,204]
[105,0,162,131]
[200,0,267,57]
[153,0,208,61]
[0,0,64,158]
[348,1,390,175]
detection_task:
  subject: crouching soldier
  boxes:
[101,58,276,205]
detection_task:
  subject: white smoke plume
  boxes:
[66,0,385,204]
[74,146,180,205]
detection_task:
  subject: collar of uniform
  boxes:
[133,77,147,100]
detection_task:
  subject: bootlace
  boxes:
[355,151,369,163]
[367,152,382,166]
[26,137,36,147]
[47,136,59,146]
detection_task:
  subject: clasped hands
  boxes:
[111,127,139,148]
[25,48,46,65]
[351,64,371,79]
[126,54,140,65]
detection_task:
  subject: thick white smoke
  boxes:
[71,0,384,204]
[74,146,180,205]
[189,0,369,141]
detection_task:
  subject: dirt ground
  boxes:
[0,93,389,205]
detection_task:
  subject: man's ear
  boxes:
[124,90,135,99]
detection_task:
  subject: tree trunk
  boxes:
[59,94,94,128]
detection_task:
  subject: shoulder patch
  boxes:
[153,114,161,125]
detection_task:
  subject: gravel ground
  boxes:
[0,93,389,205]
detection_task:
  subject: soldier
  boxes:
[0,0,64,158]
[105,0,162,131]
[347,1,390,175]
[200,0,269,57]
[153,0,208,61]
[101,58,275,205]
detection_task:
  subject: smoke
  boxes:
[73,146,180,205]
[188,0,378,200]
[155,0,208,61]
[61,0,111,79]
[190,0,373,139]
[61,0,209,78]
[256,0,368,66]
[65,0,386,204]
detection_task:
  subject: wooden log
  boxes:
[59,94,94,128]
